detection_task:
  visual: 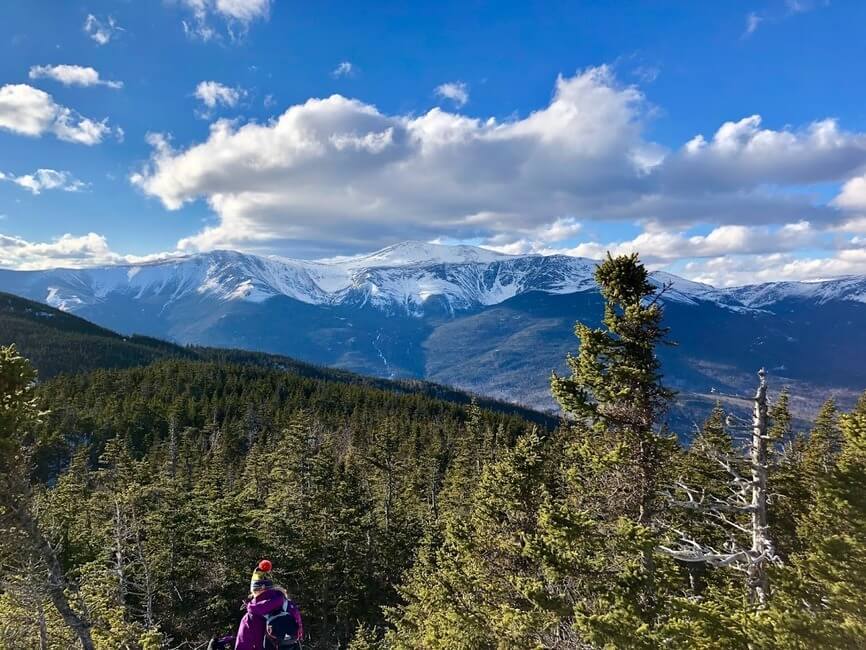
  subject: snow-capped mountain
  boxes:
[0,241,715,317]
[715,276,866,308]
[1,241,865,418]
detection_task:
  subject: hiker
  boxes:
[208,560,304,650]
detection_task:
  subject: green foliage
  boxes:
[2,355,535,648]
[3,254,866,648]
[387,429,557,649]
[550,252,675,524]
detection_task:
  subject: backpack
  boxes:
[265,598,301,648]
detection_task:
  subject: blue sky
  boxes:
[2,0,866,285]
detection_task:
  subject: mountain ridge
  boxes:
[2,242,865,420]
[4,242,865,316]
[8,241,860,316]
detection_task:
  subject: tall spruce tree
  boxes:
[550,252,675,525]
[542,253,679,644]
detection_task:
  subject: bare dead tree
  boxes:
[103,454,160,632]
[0,471,95,649]
[659,368,779,606]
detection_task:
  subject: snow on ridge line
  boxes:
[713,275,866,307]
[20,248,603,313]
[7,243,866,314]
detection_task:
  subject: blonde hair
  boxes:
[251,584,288,598]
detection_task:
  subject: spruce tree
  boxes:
[0,345,96,650]
[750,397,866,646]
[550,252,675,525]
[386,429,554,649]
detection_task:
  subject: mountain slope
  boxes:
[0,291,194,377]
[0,243,702,317]
[0,290,552,426]
[1,242,865,419]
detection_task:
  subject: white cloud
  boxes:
[0,233,174,271]
[487,220,866,287]
[664,115,866,195]
[435,81,469,107]
[632,65,660,84]
[0,169,86,195]
[682,248,866,287]
[0,84,118,145]
[744,12,763,36]
[83,14,123,45]
[128,65,866,262]
[194,81,243,110]
[834,173,866,211]
[213,0,271,21]
[744,1,828,39]
[29,64,123,89]
[332,61,355,78]
[545,222,818,264]
[482,218,583,255]
[180,0,271,40]
[785,0,827,14]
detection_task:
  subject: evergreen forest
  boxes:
[2,254,865,649]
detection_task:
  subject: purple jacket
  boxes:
[220,588,303,650]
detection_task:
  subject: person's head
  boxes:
[250,559,274,596]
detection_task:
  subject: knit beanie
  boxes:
[250,559,274,592]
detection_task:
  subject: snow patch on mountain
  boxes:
[3,241,866,318]
[316,240,510,269]
[717,275,866,308]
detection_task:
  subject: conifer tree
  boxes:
[551,252,674,525]
[386,429,554,649]
[750,396,866,646]
[0,345,96,650]
[803,398,842,479]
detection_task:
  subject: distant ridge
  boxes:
[1,242,865,420]
[0,290,554,428]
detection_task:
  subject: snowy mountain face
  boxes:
[2,241,866,423]
[0,241,740,317]
[714,276,866,308]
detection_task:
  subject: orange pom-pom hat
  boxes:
[250,559,274,592]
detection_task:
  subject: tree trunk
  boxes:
[36,599,49,650]
[748,368,771,606]
[4,483,95,650]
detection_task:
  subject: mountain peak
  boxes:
[318,240,511,269]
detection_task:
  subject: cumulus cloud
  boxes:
[494,220,866,286]
[682,247,866,287]
[0,169,86,195]
[0,84,119,145]
[194,81,243,112]
[482,218,583,255]
[29,64,123,89]
[128,65,866,266]
[0,233,174,270]
[544,222,818,263]
[180,0,272,40]
[665,115,866,192]
[834,173,866,212]
[332,61,355,78]
[83,14,123,45]
[434,81,469,107]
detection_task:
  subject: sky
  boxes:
[2,0,866,286]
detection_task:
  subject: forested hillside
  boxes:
[0,290,551,427]
[1,255,865,649]
[0,292,194,377]
[2,357,538,648]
